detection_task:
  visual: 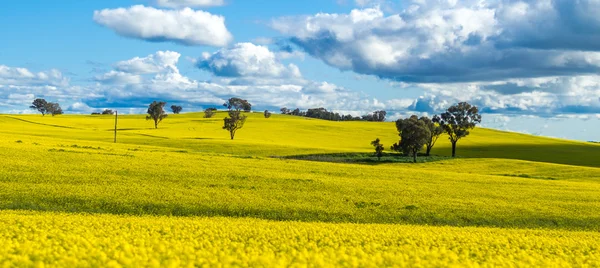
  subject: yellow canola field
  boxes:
[1,113,600,267]
[2,113,599,167]
[1,211,598,268]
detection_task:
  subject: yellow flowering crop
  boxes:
[0,211,598,267]
[1,113,600,266]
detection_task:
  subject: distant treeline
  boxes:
[279,107,386,122]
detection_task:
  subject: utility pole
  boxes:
[114,110,118,143]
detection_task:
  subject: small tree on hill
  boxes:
[223,110,247,140]
[102,109,114,115]
[393,115,431,163]
[370,138,384,161]
[30,98,48,116]
[264,110,272,118]
[434,102,482,157]
[46,102,63,116]
[146,101,168,129]
[222,98,250,140]
[280,107,290,114]
[170,105,183,114]
[421,116,444,156]
[204,108,217,118]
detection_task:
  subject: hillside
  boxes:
[0,113,599,266]
[1,112,599,166]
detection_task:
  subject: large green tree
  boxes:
[146,101,168,129]
[45,102,63,116]
[421,116,444,156]
[434,102,482,157]
[30,98,48,116]
[393,115,431,163]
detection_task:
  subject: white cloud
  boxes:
[272,1,600,83]
[0,65,98,113]
[155,0,225,8]
[5,93,35,106]
[276,50,306,60]
[93,5,233,47]
[115,51,181,74]
[95,71,142,85]
[67,102,93,113]
[400,75,600,116]
[0,65,68,87]
[197,43,302,78]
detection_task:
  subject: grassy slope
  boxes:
[2,112,599,167]
[1,113,599,231]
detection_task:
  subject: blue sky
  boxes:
[1,0,599,141]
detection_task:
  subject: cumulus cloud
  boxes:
[115,51,181,74]
[67,102,94,113]
[155,0,225,8]
[0,65,68,87]
[197,43,302,78]
[93,5,233,47]
[400,75,600,117]
[272,1,600,83]
[0,65,99,113]
[95,71,142,85]
[74,47,394,116]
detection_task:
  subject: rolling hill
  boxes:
[0,112,598,266]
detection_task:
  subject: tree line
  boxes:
[372,102,481,162]
[280,107,387,122]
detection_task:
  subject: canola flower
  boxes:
[0,211,598,267]
[1,114,600,267]
[1,131,600,230]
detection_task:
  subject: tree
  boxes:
[393,115,431,163]
[102,109,114,115]
[223,110,247,140]
[46,102,63,116]
[146,101,168,129]
[434,102,482,157]
[30,98,48,116]
[264,110,272,118]
[370,138,384,161]
[170,105,183,114]
[421,116,444,156]
[223,98,251,140]
[223,97,251,112]
[204,108,217,118]
[362,110,387,122]
[374,110,387,122]
[280,107,290,114]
